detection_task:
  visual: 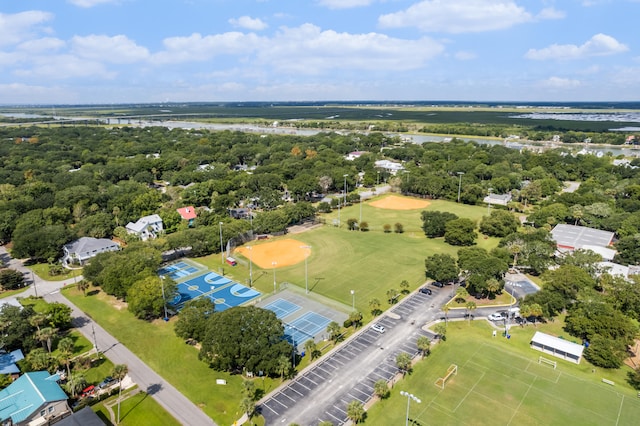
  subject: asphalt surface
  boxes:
[259,285,449,425]
[0,246,216,426]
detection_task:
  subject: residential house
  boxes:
[62,237,120,266]
[177,206,197,226]
[125,214,163,241]
[374,159,405,175]
[0,350,24,381]
[229,208,250,220]
[483,193,512,206]
[551,224,615,251]
[0,371,70,425]
[345,151,368,161]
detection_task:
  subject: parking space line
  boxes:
[280,391,297,403]
[288,386,303,397]
[271,397,289,409]
[262,401,281,415]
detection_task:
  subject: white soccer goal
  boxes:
[434,364,458,389]
[538,356,557,370]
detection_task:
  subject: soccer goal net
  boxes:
[538,356,557,370]
[434,364,458,389]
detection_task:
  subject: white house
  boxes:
[374,159,405,175]
[125,214,164,241]
[483,193,512,206]
[62,237,120,265]
[345,151,368,161]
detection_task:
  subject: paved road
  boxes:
[259,285,450,425]
[0,247,216,426]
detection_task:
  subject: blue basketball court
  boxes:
[158,261,202,281]
[172,271,261,312]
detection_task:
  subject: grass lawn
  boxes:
[29,264,82,282]
[63,286,281,425]
[365,320,640,425]
[93,388,181,426]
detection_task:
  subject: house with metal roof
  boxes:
[0,350,24,380]
[125,214,163,241]
[62,237,120,266]
[0,371,70,425]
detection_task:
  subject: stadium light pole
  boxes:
[377,171,380,186]
[400,391,421,426]
[160,276,168,321]
[247,246,253,287]
[301,245,311,294]
[351,289,355,310]
[359,194,363,224]
[343,174,348,207]
[287,325,296,367]
[457,172,464,203]
[272,261,277,293]
[219,222,224,264]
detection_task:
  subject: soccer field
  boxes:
[367,322,640,426]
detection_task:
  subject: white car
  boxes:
[488,313,504,321]
[371,323,386,333]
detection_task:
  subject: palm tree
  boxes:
[29,313,47,332]
[486,278,501,298]
[326,321,342,344]
[442,304,450,325]
[346,400,365,424]
[373,379,389,399]
[369,298,381,316]
[242,379,256,400]
[466,301,477,324]
[57,337,74,377]
[27,348,51,371]
[396,352,412,376]
[239,397,255,419]
[65,372,87,398]
[35,327,58,353]
[417,336,431,358]
[76,279,89,296]
[400,280,410,294]
[112,364,128,424]
[277,355,290,380]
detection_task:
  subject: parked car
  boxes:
[488,313,503,321]
[371,323,386,333]
[98,376,115,389]
[80,385,95,398]
[419,287,432,295]
[431,281,444,288]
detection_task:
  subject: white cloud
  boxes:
[67,0,120,8]
[536,7,565,20]
[14,54,115,80]
[378,0,532,33]
[526,33,628,60]
[257,24,444,74]
[539,76,582,89]
[317,0,375,9]
[152,32,266,64]
[0,83,74,104]
[18,37,66,53]
[454,51,476,60]
[228,16,268,31]
[71,35,150,64]
[0,11,54,46]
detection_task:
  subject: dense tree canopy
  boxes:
[199,306,292,376]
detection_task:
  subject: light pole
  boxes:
[377,171,380,186]
[350,289,355,310]
[343,174,348,207]
[359,194,363,224]
[247,246,253,287]
[301,245,311,294]
[337,198,341,227]
[160,276,168,321]
[287,325,296,367]
[400,391,421,426]
[272,261,277,293]
[457,171,464,203]
[31,271,38,298]
[218,222,224,264]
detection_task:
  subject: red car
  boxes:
[80,385,95,398]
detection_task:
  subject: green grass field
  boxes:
[202,196,500,321]
[366,321,640,425]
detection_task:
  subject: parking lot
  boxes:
[260,287,448,425]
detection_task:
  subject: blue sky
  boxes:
[1,0,638,104]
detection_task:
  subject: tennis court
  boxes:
[264,298,302,319]
[285,312,331,347]
[171,271,261,312]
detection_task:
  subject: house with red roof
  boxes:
[177,206,197,226]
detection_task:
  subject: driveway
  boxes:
[0,246,217,426]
